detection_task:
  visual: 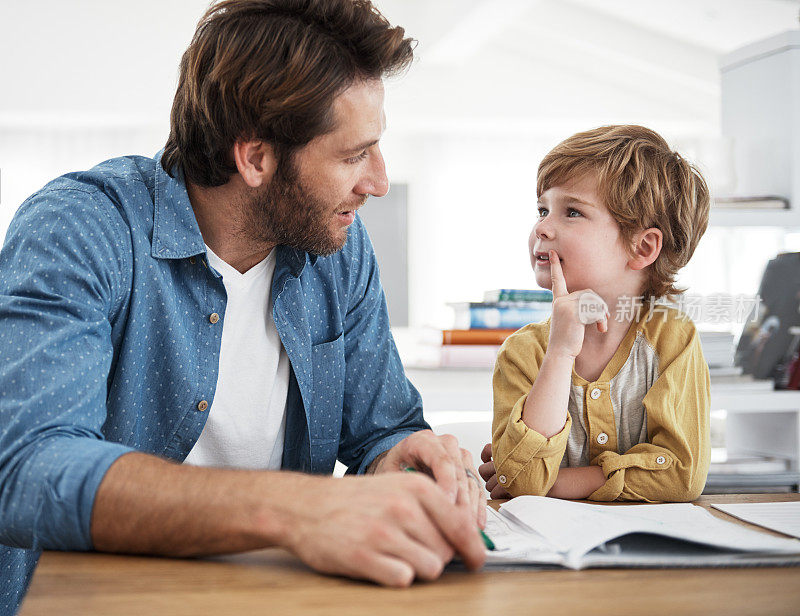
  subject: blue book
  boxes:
[484,289,554,303]
[449,302,552,330]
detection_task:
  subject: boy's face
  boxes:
[530,172,633,298]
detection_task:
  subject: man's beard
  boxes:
[238,156,365,257]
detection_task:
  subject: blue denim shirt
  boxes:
[0,154,426,613]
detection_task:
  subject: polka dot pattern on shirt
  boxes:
[0,154,427,613]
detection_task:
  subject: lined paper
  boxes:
[712,502,800,539]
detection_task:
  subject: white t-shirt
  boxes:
[183,246,289,470]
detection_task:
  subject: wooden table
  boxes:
[21,494,800,616]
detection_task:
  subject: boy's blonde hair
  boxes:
[537,125,710,301]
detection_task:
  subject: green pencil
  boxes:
[403,467,495,551]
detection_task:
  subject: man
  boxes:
[0,1,486,611]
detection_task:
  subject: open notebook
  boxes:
[483,496,800,569]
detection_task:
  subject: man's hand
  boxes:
[478,443,511,500]
[283,472,486,587]
[370,430,487,529]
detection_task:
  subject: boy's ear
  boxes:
[629,228,663,271]
[232,139,278,188]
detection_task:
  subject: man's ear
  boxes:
[232,140,278,188]
[629,228,663,271]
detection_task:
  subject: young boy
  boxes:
[482,125,711,502]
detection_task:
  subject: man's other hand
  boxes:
[371,430,486,528]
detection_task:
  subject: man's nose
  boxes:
[357,148,389,198]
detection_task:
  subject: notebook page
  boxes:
[499,496,800,568]
[711,502,800,539]
[483,506,564,565]
[498,497,698,559]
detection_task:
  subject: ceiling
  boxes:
[373,0,800,138]
[0,0,798,140]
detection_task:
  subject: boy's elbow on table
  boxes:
[590,457,709,503]
[625,471,706,503]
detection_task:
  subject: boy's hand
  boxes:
[547,250,609,359]
[478,443,511,500]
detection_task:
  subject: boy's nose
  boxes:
[535,218,555,239]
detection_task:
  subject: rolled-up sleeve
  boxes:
[0,188,136,551]
[588,328,711,502]
[492,328,570,496]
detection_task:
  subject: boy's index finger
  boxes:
[549,250,568,297]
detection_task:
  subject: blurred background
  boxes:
[2,0,799,331]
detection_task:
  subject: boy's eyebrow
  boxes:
[564,196,596,208]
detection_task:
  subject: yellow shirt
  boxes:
[491,306,710,502]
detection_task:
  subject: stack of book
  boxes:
[705,454,799,494]
[448,289,554,330]
[712,195,789,210]
[440,289,553,368]
[699,331,736,369]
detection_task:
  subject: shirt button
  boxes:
[597,432,609,445]
[189,256,196,265]
[209,313,220,324]
[197,400,208,412]
[656,455,666,465]
[590,388,602,400]
[498,474,507,485]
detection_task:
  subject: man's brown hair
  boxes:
[537,125,710,301]
[162,0,414,187]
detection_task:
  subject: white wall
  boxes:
[0,1,203,120]
[382,132,553,327]
[0,0,208,233]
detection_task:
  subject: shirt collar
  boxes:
[151,152,318,275]
[275,246,318,278]
[152,153,207,260]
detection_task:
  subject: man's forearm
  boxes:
[521,351,574,438]
[90,450,487,587]
[91,452,306,556]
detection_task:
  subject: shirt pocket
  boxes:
[309,332,346,443]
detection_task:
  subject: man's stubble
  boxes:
[238,156,365,257]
